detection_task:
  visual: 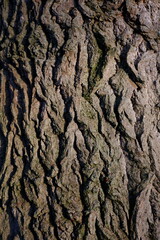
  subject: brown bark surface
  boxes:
[0,0,160,239]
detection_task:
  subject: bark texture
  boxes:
[0,0,160,239]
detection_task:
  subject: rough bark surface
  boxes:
[0,0,160,239]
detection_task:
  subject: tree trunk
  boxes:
[0,0,160,239]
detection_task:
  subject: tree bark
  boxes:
[0,0,160,239]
